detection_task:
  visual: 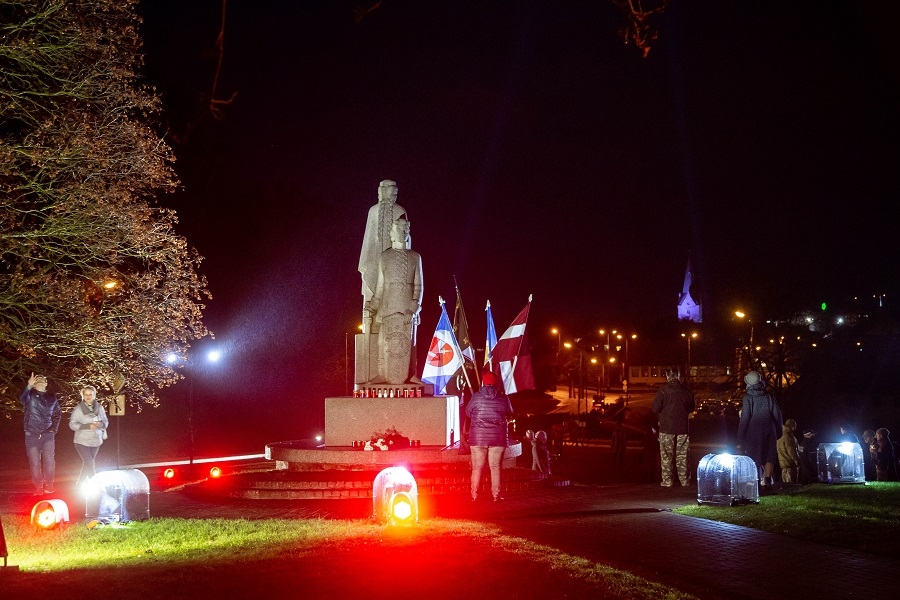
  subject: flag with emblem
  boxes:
[421,297,464,395]
[485,295,535,394]
[449,282,479,397]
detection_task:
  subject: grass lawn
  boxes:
[673,482,900,557]
[0,515,696,600]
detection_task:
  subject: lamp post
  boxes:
[563,341,574,399]
[167,348,221,465]
[735,311,754,372]
[598,329,616,391]
[551,328,561,381]
[682,332,698,375]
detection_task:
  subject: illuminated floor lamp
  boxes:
[85,469,151,524]
[372,466,418,526]
[816,443,866,484]
[697,453,759,506]
[30,498,70,530]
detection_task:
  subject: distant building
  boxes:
[677,255,702,323]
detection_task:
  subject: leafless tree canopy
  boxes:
[0,0,210,413]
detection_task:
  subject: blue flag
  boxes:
[421,298,464,395]
[484,300,498,368]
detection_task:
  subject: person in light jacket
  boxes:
[69,385,109,489]
[777,419,801,484]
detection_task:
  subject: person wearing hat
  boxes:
[466,370,514,501]
[777,419,801,484]
[737,370,784,493]
[19,372,61,495]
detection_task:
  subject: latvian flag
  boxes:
[421,297,464,395]
[486,295,535,394]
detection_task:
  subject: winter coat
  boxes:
[777,426,801,469]
[874,439,897,481]
[19,385,61,436]
[69,400,109,447]
[651,381,695,435]
[466,384,514,447]
[737,383,783,466]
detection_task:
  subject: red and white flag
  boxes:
[486,295,535,394]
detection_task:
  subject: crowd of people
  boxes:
[16,365,899,500]
[518,368,900,491]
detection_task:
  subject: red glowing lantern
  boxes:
[30,499,70,530]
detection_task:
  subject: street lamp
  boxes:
[735,310,754,372]
[598,329,616,391]
[167,348,222,465]
[682,332,698,374]
[551,328,561,380]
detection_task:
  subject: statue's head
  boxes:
[378,180,398,204]
[390,218,410,246]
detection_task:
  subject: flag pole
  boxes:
[507,294,533,385]
[512,294,532,356]
[454,283,474,393]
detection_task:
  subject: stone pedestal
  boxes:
[325,395,459,447]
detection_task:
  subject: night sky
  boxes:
[134,0,899,442]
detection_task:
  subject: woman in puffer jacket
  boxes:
[466,371,514,502]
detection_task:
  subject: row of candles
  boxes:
[353,387,423,398]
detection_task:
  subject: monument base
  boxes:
[325,395,459,447]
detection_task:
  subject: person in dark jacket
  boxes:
[651,369,695,487]
[20,372,62,495]
[737,370,784,494]
[874,428,897,481]
[466,370,514,502]
[836,423,860,445]
[862,429,877,481]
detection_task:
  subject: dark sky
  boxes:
[135,0,899,439]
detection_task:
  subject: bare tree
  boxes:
[0,0,210,413]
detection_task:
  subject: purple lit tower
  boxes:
[677,255,702,323]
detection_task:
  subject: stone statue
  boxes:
[359,179,407,323]
[364,218,423,384]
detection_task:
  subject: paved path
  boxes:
[3,478,895,599]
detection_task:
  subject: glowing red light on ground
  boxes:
[391,496,413,521]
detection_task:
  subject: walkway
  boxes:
[3,470,896,599]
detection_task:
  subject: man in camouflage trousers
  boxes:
[651,370,696,487]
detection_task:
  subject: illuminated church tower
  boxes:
[677,256,702,323]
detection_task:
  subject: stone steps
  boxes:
[200,465,565,500]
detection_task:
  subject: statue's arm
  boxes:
[410,253,424,316]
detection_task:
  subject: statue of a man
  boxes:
[365,218,423,384]
[359,179,407,332]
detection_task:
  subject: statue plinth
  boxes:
[324,395,459,447]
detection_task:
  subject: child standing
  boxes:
[777,419,801,484]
